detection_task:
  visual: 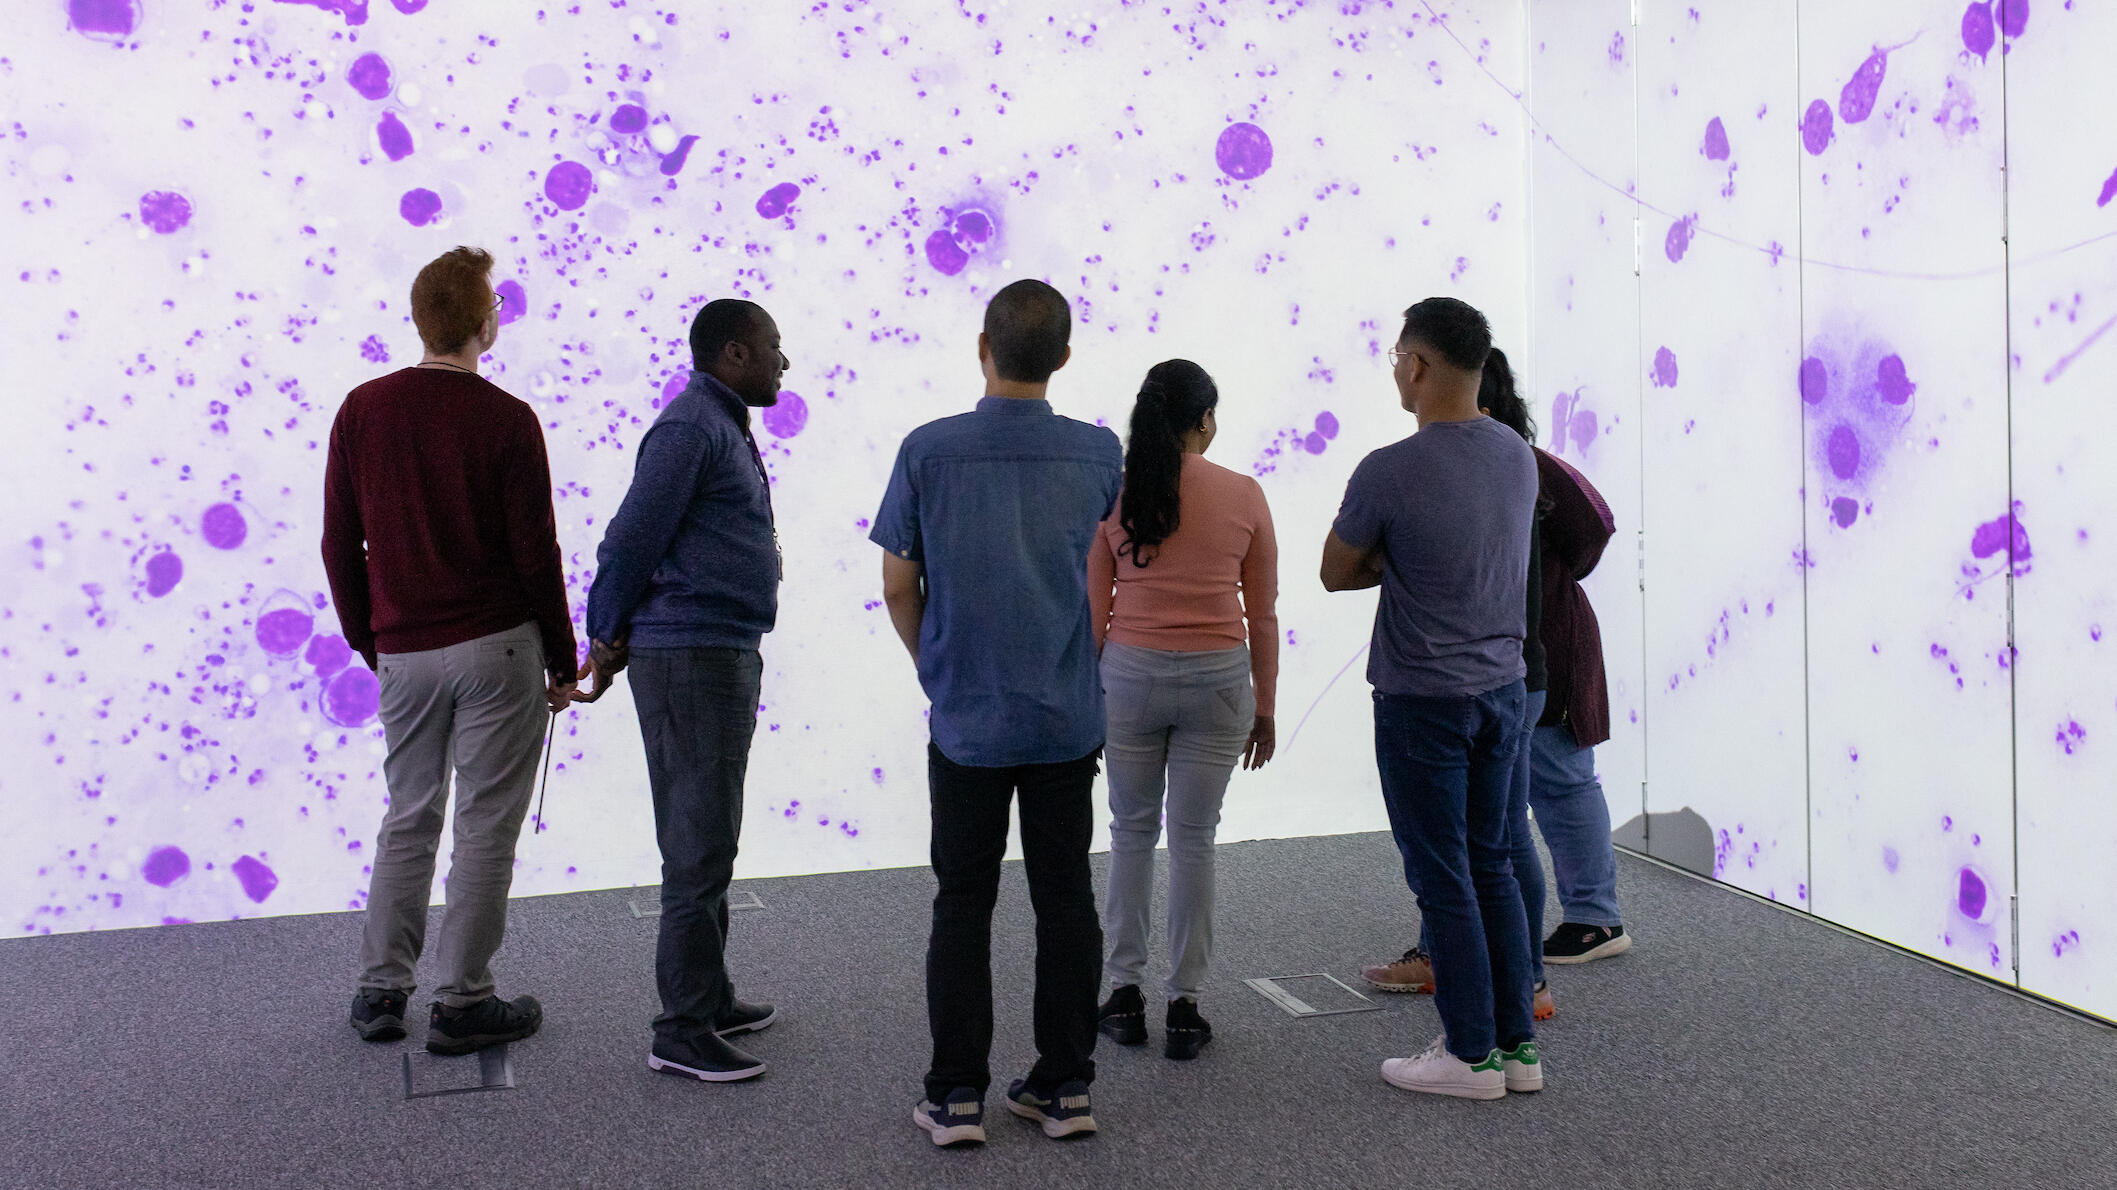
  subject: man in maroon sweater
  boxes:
[322,246,578,1054]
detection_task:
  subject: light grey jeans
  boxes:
[358,621,548,1007]
[1100,641,1253,1002]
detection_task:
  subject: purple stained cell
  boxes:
[322,667,380,727]
[1882,846,1900,873]
[1569,407,1599,451]
[143,846,190,887]
[2097,167,2117,209]
[609,103,649,135]
[1839,50,1887,125]
[231,856,279,904]
[273,0,369,26]
[1831,497,1860,528]
[1702,116,1730,161]
[347,53,392,100]
[1971,511,2032,562]
[1315,411,1339,439]
[1962,3,1996,59]
[1650,346,1679,388]
[1826,423,1861,479]
[398,188,442,226]
[762,391,808,439]
[1997,0,2028,38]
[1799,355,1829,405]
[376,112,414,161]
[494,280,526,327]
[1303,431,1327,455]
[1664,215,1696,263]
[305,633,353,677]
[1215,122,1274,181]
[1958,866,1989,920]
[952,209,994,246]
[392,0,427,11]
[924,229,969,276]
[139,191,193,234]
[543,161,594,210]
[1875,354,1916,405]
[144,551,183,597]
[359,334,390,363]
[660,369,692,405]
[659,135,700,177]
[1802,99,1835,156]
[68,0,139,36]
[755,182,801,219]
[201,503,247,549]
[255,608,315,656]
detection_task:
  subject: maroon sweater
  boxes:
[1535,448,1615,747]
[321,367,576,682]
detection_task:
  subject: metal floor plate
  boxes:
[1243,973,1387,1018]
[402,1045,515,1100]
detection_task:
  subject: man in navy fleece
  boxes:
[579,299,787,1084]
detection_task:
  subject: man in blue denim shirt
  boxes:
[872,280,1122,1146]
[1322,297,1541,1102]
[578,299,786,1085]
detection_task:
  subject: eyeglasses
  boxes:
[1388,345,1412,366]
[492,292,507,310]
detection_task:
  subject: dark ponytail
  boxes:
[1117,359,1218,567]
[1480,347,1554,516]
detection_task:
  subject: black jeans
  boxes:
[631,646,763,1046]
[925,743,1102,1101]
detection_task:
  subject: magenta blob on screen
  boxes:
[4,1,1532,936]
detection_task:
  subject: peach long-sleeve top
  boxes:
[1089,453,1280,716]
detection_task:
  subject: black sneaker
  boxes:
[1005,1078,1097,1138]
[1164,997,1212,1061]
[1097,984,1147,1047]
[714,999,778,1037]
[425,994,542,1055]
[1543,922,1631,964]
[648,1031,767,1083]
[349,987,408,1042]
[913,1087,986,1147]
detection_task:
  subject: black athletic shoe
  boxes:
[425,994,543,1055]
[714,999,778,1037]
[648,1031,767,1083]
[1543,922,1631,964]
[1164,997,1212,1061]
[1097,985,1147,1047]
[349,987,408,1042]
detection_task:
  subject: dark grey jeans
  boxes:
[630,646,763,1046]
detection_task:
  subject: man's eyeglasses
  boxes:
[493,292,508,310]
[1388,345,1412,367]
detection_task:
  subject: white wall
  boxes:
[1528,0,2117,1021]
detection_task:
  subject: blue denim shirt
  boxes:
[585,371,780,651]
[871,396,1123,767]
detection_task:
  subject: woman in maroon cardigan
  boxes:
[1526,449,1630,963]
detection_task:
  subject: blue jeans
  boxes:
[631,646,763,1046]
[1374,680,1536,1061]
[1528,723,1624,928]
[1420,688,1547,987]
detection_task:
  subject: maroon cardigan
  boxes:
[1535,448,1615,747]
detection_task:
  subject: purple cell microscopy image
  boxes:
[139,191,193,234]
[376,113,415,162]
[1802,99,1835,155]
[398,188,443,226]
[142,847,191,888]
[542,162,594,211]
[143,551,183,597]
[68,0,139,38]
[609,104,649,135]
[755,182,801,219]
[762,392,808,439]
[1215,122,1274,181]
[347,53,392,100]
[1701,117,1730,161]
[231,856,280,904]
[200,503,247,550]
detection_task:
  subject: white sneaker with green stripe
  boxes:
[1380,1035,1506,1100]
[1501,1040,1542,1092]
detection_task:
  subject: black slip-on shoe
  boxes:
[648,1031,767,1083]
[714,999,778,1037]
[1097,984,1147,1047]
[1164,997,1212,1061]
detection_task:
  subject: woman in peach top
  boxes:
[1089,359,1279,1061]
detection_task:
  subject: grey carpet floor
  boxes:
[2,831,2109,1190]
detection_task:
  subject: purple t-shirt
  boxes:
[1331,415,1538,698]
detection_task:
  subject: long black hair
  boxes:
[1481,347,1554,515]
[1117,359,1218,567]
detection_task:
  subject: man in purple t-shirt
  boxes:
[1321,297,1541,1100]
